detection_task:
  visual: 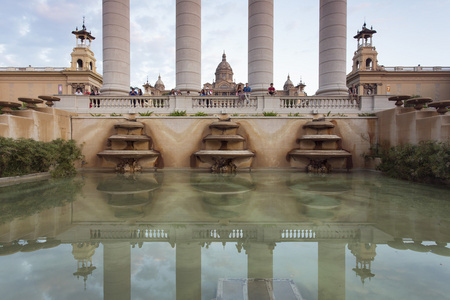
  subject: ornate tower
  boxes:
[351,23,378,73]
[215,52,234,86]
[69,18,97,73]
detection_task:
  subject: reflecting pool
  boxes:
[0,171,449,300]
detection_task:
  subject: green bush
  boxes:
[192,112,208,116]
[139,111,153,116]
[375,141,450,184]
[0,137,83,178]
[263,111,278,116]
[168,110,187,116]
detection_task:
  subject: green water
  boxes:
[0,171,449,300]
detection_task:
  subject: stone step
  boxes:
[108,135,151,142]
[303,120,335,129]
[114,121,144,129]
[289,149,351,159]
[203,135,245,142]
[194,150,254,158]
[97,150,159,159]
[209,121,239,129]
[298,135,341,142]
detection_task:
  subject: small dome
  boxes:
[154,75,165,90]
[283,75,294,90]
[216,52,232,72]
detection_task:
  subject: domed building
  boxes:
[277,75,307,96]
[203,52,242,96]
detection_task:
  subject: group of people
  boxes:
[75,87,100,95]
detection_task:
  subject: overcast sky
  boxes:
[1,0,449,95]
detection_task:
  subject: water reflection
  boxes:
[0,171,449,300]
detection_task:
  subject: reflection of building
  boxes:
[348,240,376,284]
[72,242,98,289]
[347,23,450,99]
[0,20,103,101]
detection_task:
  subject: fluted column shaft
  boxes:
[316,0,348,96]
[176,0,201,93]
[248,0,274,94]
[101,0,130,96]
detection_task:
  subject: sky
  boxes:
[1,0,450,95]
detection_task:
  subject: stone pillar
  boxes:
[176,243,201,300]
[318,241,346,300]
[103,242,131,300]
[101,0,130,96]
[248,0,274,94]
[316,0,348,96]
[176,0,201,93]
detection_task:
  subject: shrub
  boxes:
[139,111,153,116]
[168,110,187,116]
[375,141,450,184]
[0,137,84,178]
[263,111,278,116]
[192,112,208,116]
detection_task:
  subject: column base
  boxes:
[315,85,349,96]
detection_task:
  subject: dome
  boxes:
[283,75,294,90]
[154,74,165,91]
[216,52,232,72]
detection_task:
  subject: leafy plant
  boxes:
[139,111,153,116]
[263,111,278,116]
[358,113,376,117]
[332,113,348,117]
[192,112,208,116]
[0,137,84,178]
[373,141,450,184]
[288,113,304,117]
[110,113,123,117]
[168,110,187,116]
[90,113,104,117]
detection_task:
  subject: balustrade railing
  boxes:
[89,96,170,110]
[84,95,360,114]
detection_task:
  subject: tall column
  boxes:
[318,241,346,300]
[176,243,201,300]
[176,0,201,93]
[101,0,130,95]
[316,0,348,96]
[103,242,131,300]
[248,0,274,94]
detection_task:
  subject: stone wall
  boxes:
[1,106,448,171]
[71,116,377,170]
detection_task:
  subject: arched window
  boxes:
[89,62,93,70]
[77,59,83,70]
[366,58,373,70]
[356,61,360,70]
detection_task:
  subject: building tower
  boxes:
[351,23,378,73]
[70,18,97,73]
[347,23,381,95]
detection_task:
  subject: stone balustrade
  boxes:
[55,94,372,114]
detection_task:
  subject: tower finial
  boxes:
[82,16,86,30]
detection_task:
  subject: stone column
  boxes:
[176,243,201,300]
[248,0,274,94]
[101,0,130,95]
[103,242,131,300]
[176,0,201,93]
[318,241,346,300]
[316,0,348,96]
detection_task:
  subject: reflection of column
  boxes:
[176,243,201,300]
[246,242,274,278]
[101,0,130,95]
[316,0,348,96]
[318,241,345,300]
[176,0,201,93]
[104,242,131,300]
[248,0,274,94]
